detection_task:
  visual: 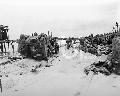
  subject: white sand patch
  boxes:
[0,47,120,96]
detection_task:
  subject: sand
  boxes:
[0,46,120,96]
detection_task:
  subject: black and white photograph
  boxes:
[0,0,120,96]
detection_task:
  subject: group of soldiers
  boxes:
[18,32,59,61]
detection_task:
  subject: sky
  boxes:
[0,0,120,39]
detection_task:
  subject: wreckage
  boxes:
[0,25,9,53]
[84,31,120,75]
[18,33,59,61]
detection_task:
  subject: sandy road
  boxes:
[1,47,120,96]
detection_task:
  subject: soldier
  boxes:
[40,36,48,61]
[11,40,15,54]
[34,32,38,36]
[54,42,59,54]
[66,37,72,49]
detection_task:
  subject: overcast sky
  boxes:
[0,0,120,39]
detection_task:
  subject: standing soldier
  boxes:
[34,32,38,36]
[40,36,48,61]
[11,40,15,54]
[66,37,72,49]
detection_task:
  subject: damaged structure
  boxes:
[18,32,59,61]
[0,25,9,53]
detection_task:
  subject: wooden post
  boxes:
[51,32,52,37]
[3,42,6,55]
[0,78,2,93]
[11,41,15,54]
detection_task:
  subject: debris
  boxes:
[8,56,23,61]
[18,33,59,61]
[0,60,12,65]
[30,69,37,73]
[84,61,112,76]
